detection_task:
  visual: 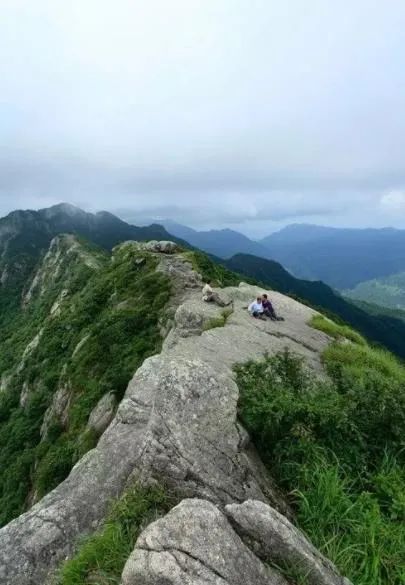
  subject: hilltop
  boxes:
[0,235,403,584]
[0,205,403,584]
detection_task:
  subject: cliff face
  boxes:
[0,242,351,585]
[0,237,172,527]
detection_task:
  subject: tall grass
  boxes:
[236,347,405,585]
[293,452,405,585]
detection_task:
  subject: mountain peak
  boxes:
[40,202,88,218]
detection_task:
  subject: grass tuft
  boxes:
[310,314,366,345]
[58,484,173,585]
[203,307,233,331]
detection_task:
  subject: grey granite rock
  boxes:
[87,391,117,435]
[226,500,352,585]
[121,499,288,585]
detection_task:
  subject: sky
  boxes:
[1,1,405,237]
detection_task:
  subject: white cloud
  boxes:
[380,190,405,212]
[1,1,405,232]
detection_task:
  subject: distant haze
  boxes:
[2,1,405,236]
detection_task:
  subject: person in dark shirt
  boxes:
[261,294,284,321]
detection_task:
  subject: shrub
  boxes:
[236,348,405,585]
[203,307,233,331]
[35,437,75,497]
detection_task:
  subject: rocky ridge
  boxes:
[0,242,350,585]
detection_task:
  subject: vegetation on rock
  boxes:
[202,307,233,331]
[58,483,173,585]
[0,239,171,525]
[182,249,244,287]
[237,342,405,585]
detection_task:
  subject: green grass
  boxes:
[202,307,233,331]
[236,347,405,585]
[293,452,405,584]
[323,340,405,384]
[310,314,366,345]
[58,484,173,585]
[0,241,172,525]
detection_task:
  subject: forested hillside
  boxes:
[344,271,405,310]
[0,236,172,525]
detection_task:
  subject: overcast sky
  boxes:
[1,1,405,236]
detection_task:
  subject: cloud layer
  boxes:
[1,1,405,235]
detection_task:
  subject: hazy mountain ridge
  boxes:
[0,203,185,325]
[344,271,405,310]
[157,219,270,259]
[147,219,405,290]
[260,223,405,288]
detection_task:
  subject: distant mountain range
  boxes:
[159,220,405,291]
[2,203,405,357]
[259,224,405,289]
[159,220,269,259]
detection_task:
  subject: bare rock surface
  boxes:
[87,391,117,435]
[226,500,353,585]
[121,498,288,585]
[0,245,333,585]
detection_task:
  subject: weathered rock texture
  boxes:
[225,500,351,585]
[87,391,117,435]
[122,499,288,585]
[23,234,102,307]
[0,244,345,585]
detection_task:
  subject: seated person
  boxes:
[202,280,231,307]
[248,297,265,318]
[262,293,284,321]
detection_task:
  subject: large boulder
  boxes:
[226,500,352,585]
[121,498,288,585]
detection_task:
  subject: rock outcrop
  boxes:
[40,369,72,440]
[122,499,288,585]
[86,391,117,435]
[225,500,351,585]
[0,244,347,585]
[22,234,102,308]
